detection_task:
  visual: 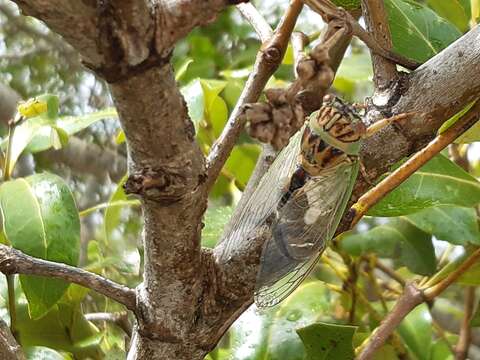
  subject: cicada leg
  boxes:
[365,112,416,138]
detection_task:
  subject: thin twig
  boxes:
[205,0,303,191]
[375,259,406,287]
[236,3,273,43]
[0,244,137,311]
[85,312,132,337]
[455,287,475,360]
[357,247,480,359]
[361,0,398,88]
[291,31,309,77]
[349,100,480,227]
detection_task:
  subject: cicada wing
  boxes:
[254,161,358,307]
[218,129,303,259]
[255,253,321,308]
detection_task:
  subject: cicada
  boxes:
[220,95,367,307]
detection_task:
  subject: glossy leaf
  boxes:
[427,0,470,32]
[17,303,102,358]
[341,219,436,275]
[404,206,480,245]
[104,174,129,244]
[25,346,65,360]
[80,199,140,217]
[224,144,261,188]
[369,155,480,216]
[228,281,335,360]
[5,94,59,175]
[26,107,117,153]
[430,339,455,360]
[115,130,126,145]
[175,58,194,81]
[297,322,356,360]
[385,0,462,62]
[333,52,373,102]
[397,304,433,360]
[437,100,477,135]
[0,173,80,319]
[470,301,480,327]
[181,79,205,126]
[202,206,233,248]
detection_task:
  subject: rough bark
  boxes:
[4,0,480,358]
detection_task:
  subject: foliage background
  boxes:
[0,0,479,359]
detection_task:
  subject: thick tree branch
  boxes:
[0,244,136,311]
[0,319,23,360]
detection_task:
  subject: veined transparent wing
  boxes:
[255,160,358,307]
[218,129,304,259]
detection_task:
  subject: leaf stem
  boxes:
[3,118,20,338]
[5,275,16,338]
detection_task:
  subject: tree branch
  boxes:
[85,312,132,337]
[0,244,136,311]
[358,248,480,359]
[236,3,273,43]
[0,319,24,360]
[455,287,475,360]
[361,0,398,88]
[205,0,303,191]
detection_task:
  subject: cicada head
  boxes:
[308,95,366,155]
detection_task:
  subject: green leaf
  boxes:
[25,108,117,153]
[104,174,128,244]
[297,322,356,360]
[0,173,80,319]
[202,206,233,248]
[430,339,455,360]
[331,0,361,10]
[369,155,480,216]
[5,116,52,176]
[115,130,126,145]
[385,0,462,62]
[80,199,140,217]
[175,58,194,81]
[25,346,65,360]
[17,303,102,358]
[341,218,436,275]
[224,144,261,188]
[405,206,480,245]
[333,52,373,101]
[181,79,204,126]
[427,0,470,32]
[229,281,335,360]
[437,99,477,135]
[398,304,433,360]
[470,301,480,327]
